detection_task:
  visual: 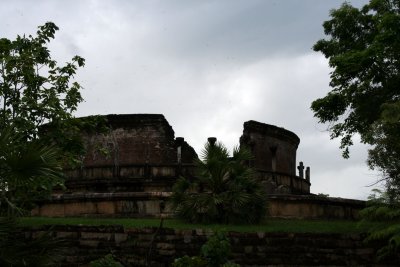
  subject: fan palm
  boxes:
[0,127,64,216]
[171,142,267,224]
[0,128,67,266]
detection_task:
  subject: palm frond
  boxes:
[171,141,267,224]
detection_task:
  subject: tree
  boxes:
[311,0,400,196]
[0,22,87,214]
[313,1,400,260]
[0,23,86,266]
[0,22,90,166]
[0,22,84,137]
[171,141,267,224]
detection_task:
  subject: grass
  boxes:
[18,217,382,234]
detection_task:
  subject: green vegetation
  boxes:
[0,217,68,267]
[313,0,400,261]
[173,232,239,267]
[311,0,400,198]
[0,128,64,216]
[0,22,88,266]
[18,217,383,234]
[171,142,267,224]
[0,22,87,215]
[89,254,124,267]
[360,189,400,261]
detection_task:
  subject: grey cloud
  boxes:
[0,0,375,199]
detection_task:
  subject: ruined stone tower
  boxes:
[240,120,300,175]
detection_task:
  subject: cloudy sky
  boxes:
[1,0,380,199]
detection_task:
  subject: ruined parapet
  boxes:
[240,120,309,195]
[62,114,198,195]
[83,114,178,167]
[240,120,300,175]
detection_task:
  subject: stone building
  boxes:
[32,114,364,219]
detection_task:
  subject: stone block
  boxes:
[64,202,96,216]
[81,232,112,241]
[115,233,128,244]
[79,240,99,247]
[57,231,78,239]
[96,201,116,214]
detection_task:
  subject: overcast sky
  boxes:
[1,0,381,200]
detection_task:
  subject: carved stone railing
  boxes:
[63,163,197,180]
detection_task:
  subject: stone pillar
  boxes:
[306,166,310,182]
[208,137,217,146]
[297,162,304,178]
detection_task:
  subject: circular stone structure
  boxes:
[32,114,364,220]
[240,120,300,175]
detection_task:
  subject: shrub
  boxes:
[173,231,240,267]
[171,142,267,224]
[89,254,124,267]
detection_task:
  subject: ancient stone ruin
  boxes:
[32,114,364,219]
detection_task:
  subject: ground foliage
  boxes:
[172,232,240,267]
[0,217,68,266]
[89,254,124,267]
[360,189,400,261]
[171,142,267,224]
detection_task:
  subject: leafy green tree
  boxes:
[0,22,103,213]
[0,23,86,266]
[0,22,90,166]
[313,0,400,260]
[311,0,400,196]
[171,141,266,224]
[0,22,84,138]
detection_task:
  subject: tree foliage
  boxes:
[0,22,95,167]
[0,128,64,215]
[360,189,400,261]
[0,22,90,214]
[171,142,267,224]
[311,0,400,196]
[0,22,84,139]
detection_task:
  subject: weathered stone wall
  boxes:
[23,225,397,267]
[240,120,300,176]
[32,194,365,220]
[79,114,197,169]
[267,195,365,219]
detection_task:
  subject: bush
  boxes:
[360,189,400,261]
[171,142,267,224]
[173,232,240,267]
[89,254,124,267]
[172,255,207,267]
